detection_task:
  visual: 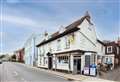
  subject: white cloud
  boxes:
[1,15,41,28]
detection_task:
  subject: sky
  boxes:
[0,0,120,54]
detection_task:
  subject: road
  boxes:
[100,67,120,81]
[0,62,71,82]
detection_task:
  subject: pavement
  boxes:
[0,62,118,82]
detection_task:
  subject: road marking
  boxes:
[13,71,18,76]
[21,78,28,82]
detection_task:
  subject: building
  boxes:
[96,40,120,69]
[37,12,100,74]
[14,48,24,62]
[96,40,105,64]
[24,34,37,66]
[103,41,120,68]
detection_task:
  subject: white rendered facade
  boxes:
[37,13,101,73]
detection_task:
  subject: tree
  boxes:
[11,54,16,61]
[0,55,5,59]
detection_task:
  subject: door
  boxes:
[77,59,81,73]
[73,58,81,74]
[48,57,52,69]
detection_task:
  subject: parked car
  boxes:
[0,60,2,64]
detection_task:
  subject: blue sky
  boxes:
[0,0,119,54]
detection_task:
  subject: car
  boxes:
[0,60,2,64]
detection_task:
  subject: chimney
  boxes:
[44,31,48,36]
[85,11,91,20]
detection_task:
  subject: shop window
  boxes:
[58,56,68,64]
[85,55,90,66]
[90,54,96,64]
[58,57,61,63]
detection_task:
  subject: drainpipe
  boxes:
[68,53,71,73]
[55,55,57,71]
[33,36,36,66]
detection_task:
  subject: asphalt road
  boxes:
[100,67,120,81]
[0,62,71,82]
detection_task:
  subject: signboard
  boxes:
[84,67,89,75]
[90,64,96,76]
[90,68,96,76]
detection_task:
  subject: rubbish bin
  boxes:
[90,64,97,76]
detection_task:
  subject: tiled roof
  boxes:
[37,12,93,47]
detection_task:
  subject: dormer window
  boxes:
[107,46,112,53]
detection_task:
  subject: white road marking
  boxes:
[21,78,28,82]
[13,71,18,76]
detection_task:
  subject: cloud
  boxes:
[1,15,41,28]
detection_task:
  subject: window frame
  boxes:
[107,46,113,53]
[65,36,70,49]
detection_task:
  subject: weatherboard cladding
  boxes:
[37,14,92,47]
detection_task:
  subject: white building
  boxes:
[37,12,102,74]
[24,34,37,66]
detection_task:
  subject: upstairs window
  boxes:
[65,37,70,49]
[57,39,61,51]
[107,46,112,53]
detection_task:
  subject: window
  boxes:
[85,54,96,66]
[85,55,90,66]
[69,33,75,44]
[106,58,112,64]
[90,54,96,64]
[88,25,92,31]
[106,58,108,63]
[110,58,112,63]
[58,56,68,64]
[107,46,112,53]
[57,39,61,51]
[65,37,70,49]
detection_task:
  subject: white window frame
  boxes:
[107,46,112,53]
[65,36,70,49]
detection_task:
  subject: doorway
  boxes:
[73,57,81,74]
[48,57,52,69]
